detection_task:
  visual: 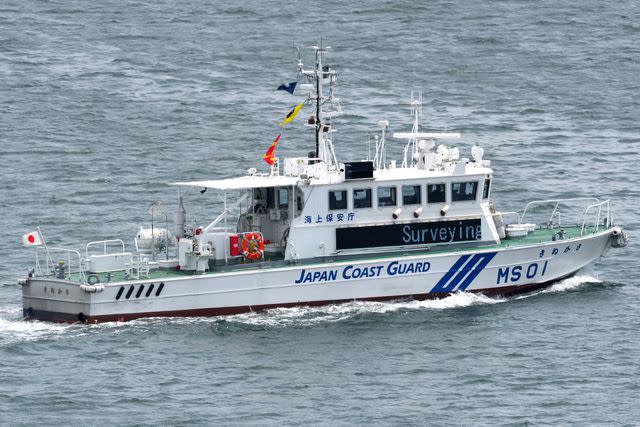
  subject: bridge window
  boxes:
[452,181,478,202]
[483,178,491,199]
[296,191,304,214]
[377,186,397,207]
[329,190,348,210]
[353,188,372,208]
[278,188,289,209]
[402,185,421,205]
[427,183,446,204]
[266,188,275,209]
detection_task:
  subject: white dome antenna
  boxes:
[418,139,435,152]
[437,144,450,159]
[471,146,484,163]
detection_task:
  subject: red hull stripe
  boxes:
[23,278,568,324]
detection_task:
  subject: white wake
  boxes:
[221,292,506,327]
[513,274,602,301]
[0,308,70,343]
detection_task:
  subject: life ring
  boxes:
[241,232,264,260]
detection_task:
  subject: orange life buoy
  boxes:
[241,232,264,260]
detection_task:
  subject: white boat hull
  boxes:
[22,229,615,323]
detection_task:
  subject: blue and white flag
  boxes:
[277,81,297,95]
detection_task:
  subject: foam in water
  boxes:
[540,274,602,293]
[0,316,69,344]
[513,274,601,300]
[221,292,506,328]
[221,275,601,328]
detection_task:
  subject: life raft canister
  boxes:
[241,232,264,260]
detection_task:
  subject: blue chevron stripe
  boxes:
[431,252,497,293]
[457,252,497,291]
[431,254,471,292]
[443,255,485,292]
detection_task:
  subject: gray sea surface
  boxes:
[1,0,639,425]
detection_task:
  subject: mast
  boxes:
[315,45,322,159]
[298,42,341,169]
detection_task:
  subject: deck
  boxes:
[48,225,601,285]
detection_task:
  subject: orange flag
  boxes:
[263,132,282,166]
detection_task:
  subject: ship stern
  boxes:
[21,277,92,323]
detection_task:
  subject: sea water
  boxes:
[1,0,638,424]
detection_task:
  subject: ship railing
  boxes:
[520,197,611,236]
[500,211,522,226]
[34,246,86,283]
[581,199,612,235]
[85,239,126,258]
[204,192,250,233]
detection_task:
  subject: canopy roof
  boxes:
[171,175,301,191]
[392,132,461,139]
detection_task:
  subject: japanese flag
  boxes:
[22,230,43,247]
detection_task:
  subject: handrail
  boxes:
[38,246,86,283]
[550,210,562,228]
[516,197,611,236]
[204,192,250,233]
[581,200,611,235]
[85,239,126,258]
[521,198,600,224]
[500,211,521,225]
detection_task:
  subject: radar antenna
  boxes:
[393,92,461,168]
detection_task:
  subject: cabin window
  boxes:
[483,178,491,199]
[377,186,397,207]
[402,185,421,205]
[266,188,275,209]
[353,188,372,209]
[451,181,478,202]
[427,183,446,204]
[329,190,348,210]
[296,192,304,213]
[252,189,267,213]
[278,188,289,209]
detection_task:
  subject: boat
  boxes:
[19,45,628,323]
